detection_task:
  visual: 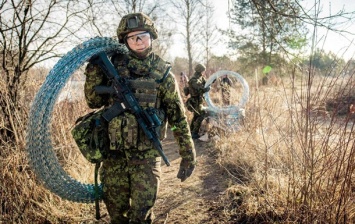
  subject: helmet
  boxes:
[194,64,206,73]
[117,12,158,43]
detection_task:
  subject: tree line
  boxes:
[1,0,355,143]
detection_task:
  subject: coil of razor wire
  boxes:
[26,37,128,203]
[204,70,249,131]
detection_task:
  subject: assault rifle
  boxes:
[90,52,171,166]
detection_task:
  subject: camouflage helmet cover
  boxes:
[117,12,158,43]
[194,63,206,72]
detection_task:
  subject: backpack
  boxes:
[71,109,109,219]
[71,109,109,163]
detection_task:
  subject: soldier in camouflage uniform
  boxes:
[220,75,232,105]
[84,12,196,224]
[186,64,210,139]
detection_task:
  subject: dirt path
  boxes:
[153,130,228,224]
[94,129,229,224]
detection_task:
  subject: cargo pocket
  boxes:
[108,116,123,151]
[122,113,139,149]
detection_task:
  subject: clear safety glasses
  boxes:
[126,32,151,44]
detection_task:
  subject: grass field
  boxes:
[1,68,354,223]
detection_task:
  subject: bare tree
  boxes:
[0,0,92,144]
[169,0,205,76]
[82,0,173,58]
[200,0,219,76]
[84,0,165,37]
[0,0,175,144]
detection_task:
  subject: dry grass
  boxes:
[209,71,355,223]
[1,67,355,223]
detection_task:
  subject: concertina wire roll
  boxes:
[26,37,128,203]
[26,36,249,203]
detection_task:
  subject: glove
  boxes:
[177,158,196,182]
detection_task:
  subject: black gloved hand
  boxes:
[177,158,196,182]
[204,85,211,92]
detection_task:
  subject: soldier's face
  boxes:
[126,31,152,53]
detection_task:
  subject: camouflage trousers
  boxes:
[190,109,208,134]
[186,96,207,134]
[221,89,231,105]
[100,154,161,224]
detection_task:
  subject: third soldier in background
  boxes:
[220,75,232,105]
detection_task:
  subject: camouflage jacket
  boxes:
[188,72,206,99]
[84,52,195,161]
[220,76,232,91]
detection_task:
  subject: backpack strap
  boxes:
[94,162,101,220]
[156,65,172,84]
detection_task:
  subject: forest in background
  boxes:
[3,0,355,144]
[1,0,355,223]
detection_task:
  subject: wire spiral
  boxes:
[26,37,128,203]
[204,70,249,131]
